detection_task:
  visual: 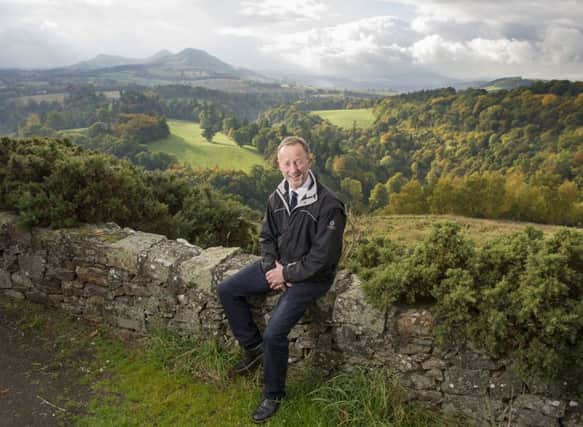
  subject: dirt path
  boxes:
[0,296,92,427]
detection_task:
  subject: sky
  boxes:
[1,0,583,81]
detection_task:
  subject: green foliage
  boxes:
[387,172,583,226]
[350,222,583,391]
[174,186,257,249]
[0,137,256,249]
[199,105,222,142]
[113,113,170,143]
[369,183,389,211]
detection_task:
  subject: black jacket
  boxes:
[259,171,346,284]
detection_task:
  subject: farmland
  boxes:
[311,108,375,129]
[149,120,267,172]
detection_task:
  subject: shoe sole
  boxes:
[232,352,263,375]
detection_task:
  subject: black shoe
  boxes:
[231,343,263,375]
[251,398,282,423]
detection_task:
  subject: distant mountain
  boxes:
[279,69,462,93]
[479,77,538,91]
[150,48,234,73]
[62,48,271,89]
[68,50,172,70]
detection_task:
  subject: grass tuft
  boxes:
[310,367,460,427]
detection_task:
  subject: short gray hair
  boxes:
[277,136,311,157]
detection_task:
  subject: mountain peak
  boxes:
[155,48,234,73]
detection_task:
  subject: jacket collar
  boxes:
[276,170,318,212]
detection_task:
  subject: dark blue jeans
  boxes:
[217,261,331,399]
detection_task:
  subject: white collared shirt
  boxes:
[290,172,312,205]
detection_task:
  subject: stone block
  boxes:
[61,281,84,297]
[106,232,166,273]
[18,254,46,282]
[333,274,385,334]
[84,283,110,299]
[394,353,421,373]
[511,409,560,427]
[426,368,444,381]
[4,289,24,300]
[399,339,433,355]
[0,269,12,289]
[563,401,583,427]
[488,369,525,400]
[442,366,490,396]
[11,271,32,289]
[397,308,433,337]
[87,295,105,306]
[442,394,505,423]
[76,266,109,287]
[179,246,240,291]
[410,373,436,390]
[25,291,50,305]
[123,282,152,297]
[114,316,143,331]
[422,358,448,370]
[413,390,443,404]
[142,239,201,283]
[47,294,64,305]
[513,394,566,419]
[0,211,17,228]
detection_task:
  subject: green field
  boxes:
[348,214,571,249]
[150,120,266,172]
[312,108,375,129]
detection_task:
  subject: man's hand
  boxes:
[266,261,293,291]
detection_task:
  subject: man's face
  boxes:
[277,143,311,190]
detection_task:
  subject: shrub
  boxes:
[0,137,256,249]
[350,222,583,391]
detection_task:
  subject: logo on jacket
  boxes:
[327,220,336,230]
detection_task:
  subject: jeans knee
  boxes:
[217,280,232,302]
[262,328,287,348]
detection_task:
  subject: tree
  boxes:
[388,180,428,214]
[369,183,388,211]
[199,105,220,143]
[340,177,363,211]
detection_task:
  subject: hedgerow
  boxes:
[0,137,257,250]
[350,222,583,392]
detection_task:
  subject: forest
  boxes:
[1,80,582,228]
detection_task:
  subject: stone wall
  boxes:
[0,212,581,427]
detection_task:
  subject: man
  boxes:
[217,136,346,423]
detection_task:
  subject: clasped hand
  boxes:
[265,261,293,291]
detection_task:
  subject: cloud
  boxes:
[1,0,583,81]
[260,16,416,74]
[541,25,583,63]
[240,0,328,21]
[0,27,78,68]
[409,35,465,64]
[256,1,583,79]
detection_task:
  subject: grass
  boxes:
[345,214,573,249]
[149,120,267,172]
[14,93,66,106]
[1,297,464,427]
[311,108,375,129]
[78,329,462,427]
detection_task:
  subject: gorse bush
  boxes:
[350,222,583,392]
[0,137,257,249]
